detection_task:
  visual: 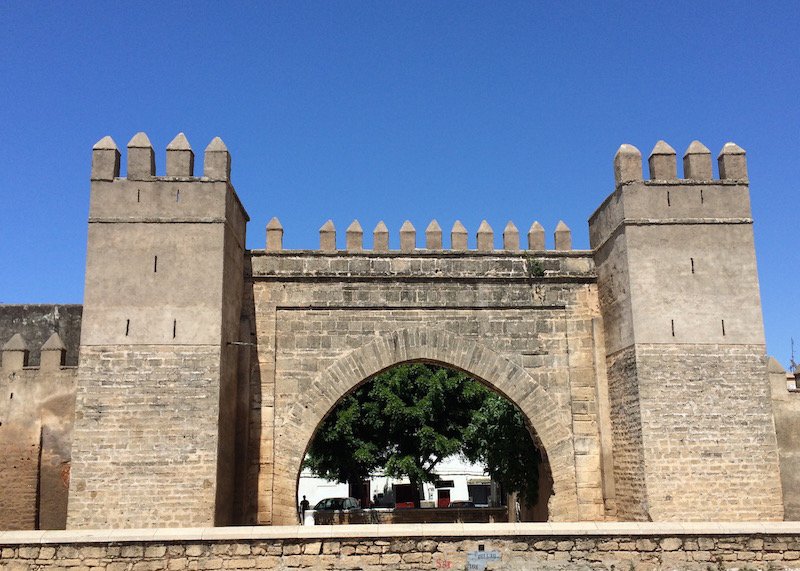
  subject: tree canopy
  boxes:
[303,363,542,504]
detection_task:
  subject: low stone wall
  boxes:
[3,522,800,570]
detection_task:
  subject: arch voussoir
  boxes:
[276,326,580,523]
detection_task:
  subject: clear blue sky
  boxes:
[1,2,797,368]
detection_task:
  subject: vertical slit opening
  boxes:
[137,189,140,203]
[176,189,180,202]
[667,191,671,207]
[154,256,158,273]
[125,319,130,336]
[173,319,177,339]
[722,319,726,336]
[690,258,695,274]
[671,319,675,337]
[700,189,704,204]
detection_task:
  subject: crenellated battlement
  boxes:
[590,140,754,255]
[1,332,69,373]
[613,139,748,184]
[259,218,577,253]
[92,132,232,182]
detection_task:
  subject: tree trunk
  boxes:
[507,491,518,522]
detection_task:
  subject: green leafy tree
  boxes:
[304,363,541,506]
[461,392,542,506]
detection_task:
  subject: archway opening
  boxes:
[297,362,553,524]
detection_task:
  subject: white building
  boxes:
[297,455,497,510]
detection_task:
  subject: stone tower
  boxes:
[66,133,249,528]
[590,140,783,520]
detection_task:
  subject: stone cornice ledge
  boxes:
[3,522,800,545]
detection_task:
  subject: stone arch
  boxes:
[271,327,579,524]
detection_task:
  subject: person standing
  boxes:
[299,495,310,524]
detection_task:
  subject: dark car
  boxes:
[313,497,361,511]
[448,500,476,508]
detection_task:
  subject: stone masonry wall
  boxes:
[67,346,223,529]
[5,523,800,570]
[0,364,76,531]
[605,346,647,521]
[245,251,611,526]
[636,344,784,521]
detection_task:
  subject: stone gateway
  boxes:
[1,134,798,531]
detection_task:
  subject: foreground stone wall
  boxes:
[4,523,800,570]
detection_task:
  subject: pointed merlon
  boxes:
[648,140,677,180]
[373,221,389,252]
[127,132,155,180]
[400,220,416,252]
[614,144,642,185]
[2,333,29,372]
[718,142,747,180]
[41,332,66,351]
[91,135,120,180]
[683,140,712,180]
[166,132,194,177]
[128,132,152,148]
[503,221,520,250]
[554,220,572,251]
[476,220,494,252]
[93,135,118,150]
[451,220,468,251]
[3,333,28,352]
[319,220,336,251]
[346,220,364,252]
[425,220,443,250]
[205,136,228,152]
[40,332,66,371]
[528,221,545,250]
[204,137,231,181]
[266,217,284,251]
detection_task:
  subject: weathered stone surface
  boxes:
[450,220,468,250]
[127,132,155,180]
[166,133,194,177]
[613,144,642,184]
[718,141,747,179]
[528,221,545,250]
[346,220,363,252]
[399,220,416,252]
[476,220,493,251]
[425,220,442,250]
[683,140,712,179]
[373,221,389,252]
[503,221,520,250]
[647,140,677,180]
[265,217,283,251]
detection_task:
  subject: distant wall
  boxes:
[0,305,82,367]
[0,357,77,530]
[770,357,800,520]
